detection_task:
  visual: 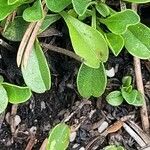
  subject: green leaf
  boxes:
[77,63,107,98]
[123,0,150,3]
[121,88,143,106]
[96,2,110,17]
[0,85,8,114]
[0,75,4,84]
[99,9,140,34]
[47,123,70,150]
[39,14,61,33]
[2,82,32,104]
[105,33,124,56]
[122,76,132,87]
[0,0,28,21]
[45,0,71,12]
[132,91,144,106]
[106,91,123,106]
[124,85,133,93]
[61,11,108,68]
[121,88,136,104]
[21,40,51,93]
[8,0,19,5]
[72,0,96,16]
[23,0,44,22]
[123,23,150,59]
[2,16,29,41]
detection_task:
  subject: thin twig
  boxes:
[25,135,37,150]
[17,23,36,67]
[17,2,47,67]
[132,3,150,133]
[41,43,82,62]
[22,5,48,68]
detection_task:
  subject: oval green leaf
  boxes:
[45,0,71,12]
[0,85,8,114]
[2,82,32,104]
[21,40,51,93]
[132,91,144,106]
[72,0,96,16]
[0,0,28,20]
[96,2,110,17]
[121,88,143,106]
[61,11,108,68]
[47,123,70,150]
[8,0,19,5]
[121,88,137,105]
[77,63,107,98]
[106,91,123,106]
[23,0,44,22]
[39,14,61,33]
[99,9,140,34]
[105,33,124,56]
[2,16,29,41]
[123,23,150,59]
[123,0,150,3]
[122,76,132,87]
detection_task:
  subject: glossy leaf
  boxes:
[2,82,32,104]
[96,2,110,17]
[21,40,51,93]
[132,91,144,106]
[122,76,132,87]
[0,0,27,20]
[39,14,61,33]
[8,0,19,5]
[99,9,140,34]
[105,33,124,56]
[0,85,8,114]
[77,63,107,98]
[45,0,71,12]
[61,12,108,68]
[106,91,123,106]
[72,0,96,16]
[2,17,29,41]
[47,123,70,150]
[121,88,143,106]
[23,0,44,22]
[123,0,150,3]
[123,23,150,59]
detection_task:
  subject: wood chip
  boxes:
[107,120,123,133]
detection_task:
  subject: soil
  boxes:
[0,1,150,150]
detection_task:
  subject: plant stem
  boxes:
[41,43,82,62]
[131,3,149,133]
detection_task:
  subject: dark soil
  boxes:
[0,2,150,150]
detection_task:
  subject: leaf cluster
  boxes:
[106,76,144,106]
[0,0,150,114]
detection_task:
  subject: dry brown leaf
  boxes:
[107,120,123,133]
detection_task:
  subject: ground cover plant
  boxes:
[0,0,150,149]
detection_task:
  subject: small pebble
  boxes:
[70,132,77,142]
[41,101,46,110]
[30,126,37,134]
[106,67,115,77]
[14,115,21,126]
[98,121,109,133]
[72,143,80,148]
[79,147,85,150]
